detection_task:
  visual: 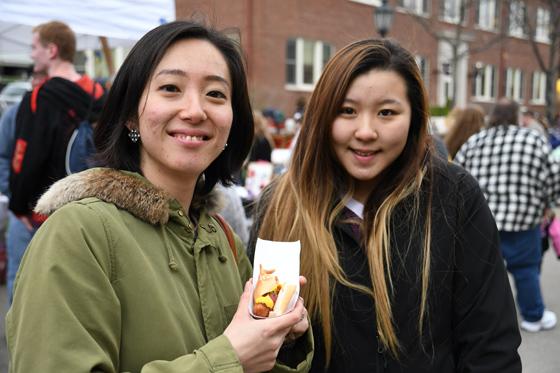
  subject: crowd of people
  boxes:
[0,17,558,373]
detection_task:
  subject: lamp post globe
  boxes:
[374,0,395,38]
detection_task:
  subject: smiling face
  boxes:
[137,38,233,191]
[331,69,411,203]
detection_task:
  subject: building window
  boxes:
[472,63,496,101]
[476,0,497,30]
[286,39,296,85]
[285,38,334,90]
[506,68,524,101]
[531,71,546,104]
[398,0,429,14]
[535,7,550,43]
[441,0,463,24]
[508,0,527,38]
[415,55,430,90]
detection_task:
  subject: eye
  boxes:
[159,84,180,93]
[339,106,356,116]
[378,109,396,117]
[207,90,227,100]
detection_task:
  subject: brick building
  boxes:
[176,0,557,120]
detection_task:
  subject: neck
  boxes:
[141,166,198,213]
[48,60,81,81]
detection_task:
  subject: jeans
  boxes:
[500,228,545,322]
[6,212,36,304]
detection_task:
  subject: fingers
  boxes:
[235,280,254,317]
[284,303,309,342]
[266,297,305,331]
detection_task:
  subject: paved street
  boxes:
[0,250,558,371]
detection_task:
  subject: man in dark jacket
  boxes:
[7,21,104,299]
[10,21,105,226]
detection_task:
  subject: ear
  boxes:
[47,43,58,60]
[125,121,137,131]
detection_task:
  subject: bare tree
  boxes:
[404,0,510,107]
[520,0,559,124]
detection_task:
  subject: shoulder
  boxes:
[41,197,117,239]
[431,156,479,193]
[26,198,116,275]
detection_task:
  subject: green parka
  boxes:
[6,168,313,372]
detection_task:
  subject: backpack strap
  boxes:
[213,213,238,261]
[30,80,46,113]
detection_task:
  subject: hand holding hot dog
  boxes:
[223,280,309,373]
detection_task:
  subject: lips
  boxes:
[351,148,379,157]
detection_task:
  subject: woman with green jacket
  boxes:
[7,21,312,373]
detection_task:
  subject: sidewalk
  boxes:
[517,249,560,372]
[0,250,558,370]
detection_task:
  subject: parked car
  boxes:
[0,81,31,116]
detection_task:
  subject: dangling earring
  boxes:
[128,128,140,143]
[223,143,228,151]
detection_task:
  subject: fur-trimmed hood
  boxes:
[34,168,223,225]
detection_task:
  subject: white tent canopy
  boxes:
[0,0,176,66]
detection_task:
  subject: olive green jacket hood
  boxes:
[34,167,222,224]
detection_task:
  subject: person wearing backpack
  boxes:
[6,21,104,300]
[0,69,47,304]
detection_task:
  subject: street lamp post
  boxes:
[374,0,395,38]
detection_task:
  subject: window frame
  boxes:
[441,0,463,24]
[508,0,527,38]
[535,7,550,43]
[530,71,546,105]
[285,38,334,91]
[349,0,381,6]
[415,55,430,91]
[472,63,496,102]
[398,0,429,15]
[505,67,525,101]
[476,0,498,31]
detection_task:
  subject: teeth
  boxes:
[354,150,374,156]
[176,134,204,141]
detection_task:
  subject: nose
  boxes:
[179,92,208,123]
[354,114,378,141]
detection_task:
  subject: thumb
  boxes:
[236,279,254,313]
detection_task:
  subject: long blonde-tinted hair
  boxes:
[257,39,433,362]
[445,105,485,159]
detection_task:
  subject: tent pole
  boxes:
[99,36,115,76]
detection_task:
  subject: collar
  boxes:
[34,168,221,225]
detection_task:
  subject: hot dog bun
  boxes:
[269,283,297,317]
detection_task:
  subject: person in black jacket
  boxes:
[9,21,105,228]
[249,38,521,372]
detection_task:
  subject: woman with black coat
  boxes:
[248,38,521,372]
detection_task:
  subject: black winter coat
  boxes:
[249,157,521,373]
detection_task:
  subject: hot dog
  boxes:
[252,265,296,317]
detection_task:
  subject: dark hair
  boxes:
[33,21,76,62]
[94,21,254,193]
[488,98,519,127]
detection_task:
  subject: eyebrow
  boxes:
[155,69,231,88]
[343,97,402,106]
